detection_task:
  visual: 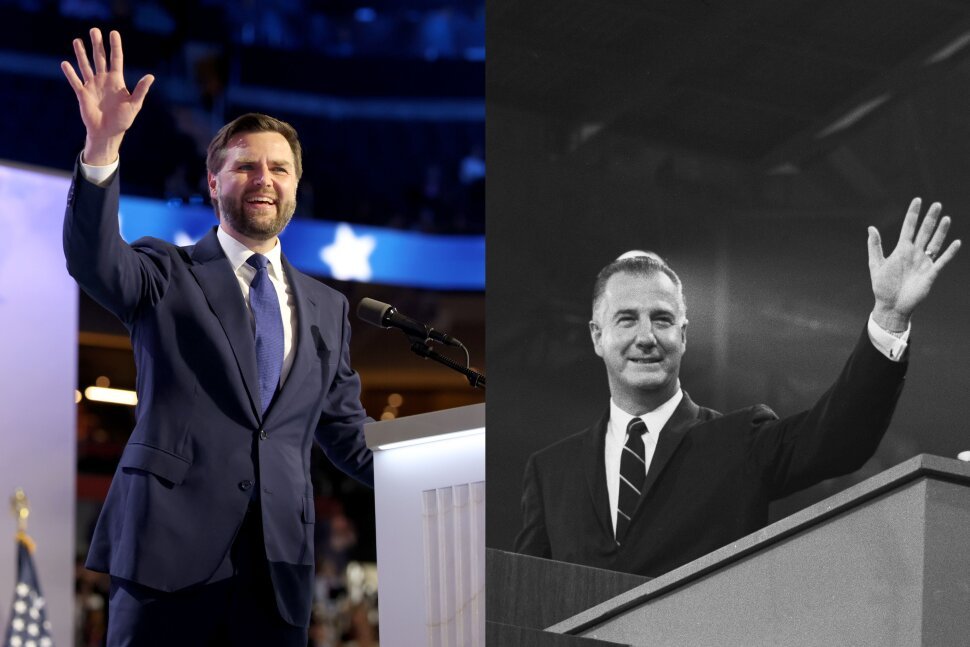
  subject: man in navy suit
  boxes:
[62,28,371,645]
[515,205,960,578]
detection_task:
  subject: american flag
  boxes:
[3,535,54,647]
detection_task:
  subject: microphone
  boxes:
[357,298,462,347]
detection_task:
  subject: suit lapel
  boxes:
[266,257,327,421]
[582,410,615,542]
[637,391,701,504]
[188,228,261,422]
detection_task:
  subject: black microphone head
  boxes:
[357,298,393,328]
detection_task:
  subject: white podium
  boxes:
[365,403,486,647]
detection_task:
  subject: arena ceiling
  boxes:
[488,0,970,168]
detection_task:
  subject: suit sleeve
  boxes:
[63,162,172,325]
[748,326,908,499]
[513,454,552,558]
[314,293,375,488]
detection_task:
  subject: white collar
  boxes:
[608,388,684,440]
[216,226,283,279]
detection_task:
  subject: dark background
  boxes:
[486,0,970,551]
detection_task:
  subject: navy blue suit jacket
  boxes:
[514,330,907,577]
[64,166,372,626]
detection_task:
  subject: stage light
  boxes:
[355,7,376,23]
[84,386,138,406]
[926,31,970,65]
[816,94,891,139]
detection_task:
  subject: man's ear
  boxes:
[589,320,604,358]
[681,319,688,349]
[207,172,218,201]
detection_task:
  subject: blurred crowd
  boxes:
[0,0,484,234]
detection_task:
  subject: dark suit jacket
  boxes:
[64,166,372,626]
[513,330,907,577]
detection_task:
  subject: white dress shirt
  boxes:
[604,316,910,533]
[216,227,297,385]
[605,390,683,533]
[79,155,298,385]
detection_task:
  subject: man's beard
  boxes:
[218,192,297,241]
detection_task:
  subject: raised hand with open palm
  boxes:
[867,198,961,332]
[60,28,154,166]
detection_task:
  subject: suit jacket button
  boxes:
[259,429,268,440]
[238,480,253,491]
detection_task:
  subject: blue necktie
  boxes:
[246,253,284,416]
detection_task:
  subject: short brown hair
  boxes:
[206,113,303,180]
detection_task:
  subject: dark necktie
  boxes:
[616,417,647,544]
[246,253,284,416]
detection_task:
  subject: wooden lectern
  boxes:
[488,454,970,646]
[366,403,486,647]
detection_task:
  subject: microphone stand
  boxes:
[409,339,486,389]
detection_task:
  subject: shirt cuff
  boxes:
[867,314,910,361]
[79,154,119,187]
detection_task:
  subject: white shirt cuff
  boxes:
[79,154,119,187]
[867,314,910,361]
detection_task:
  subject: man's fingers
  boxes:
[924,214,951,256]
[109,30,123,77]
[73,38,94,83]
[899,197,921,243]
[60,61,85,95]
[130,74,155,110]
[867,226,884,268]
[91,28,107,75]
[933,239,961,270]
[914,202,942,250]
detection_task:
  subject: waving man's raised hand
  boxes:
[868,198,961,332]
[60,28,154,165]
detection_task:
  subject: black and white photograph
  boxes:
[487,2,970,644]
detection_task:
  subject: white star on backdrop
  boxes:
[174,230,200,247]
[320,224,376,281]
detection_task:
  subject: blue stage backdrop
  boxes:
[119,197,485,291]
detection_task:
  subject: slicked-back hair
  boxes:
[206,113,303,180]
[591,255,686,319]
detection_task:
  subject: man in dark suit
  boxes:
[62,29,371,645]
[514,204,960,578]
